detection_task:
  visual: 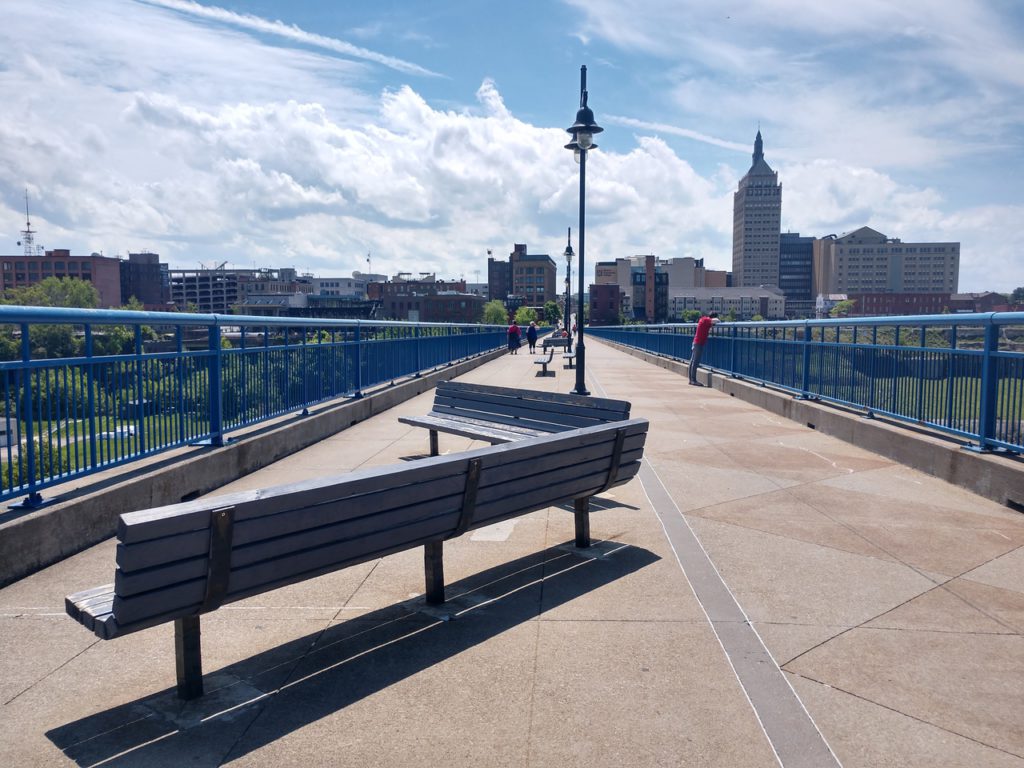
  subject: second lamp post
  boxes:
[563,227,573,354]
[565,65,602,396]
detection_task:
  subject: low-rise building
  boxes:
[814,227,959,296]
[1,249,123,307]
[670,287,786,320]
[589,284,622,326]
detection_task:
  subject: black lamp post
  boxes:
[563,227,573,354]
[565,65,602,396]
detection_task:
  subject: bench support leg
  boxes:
[424,540,445,605]
[429,430,439,457]
[574,497,591,548]
[175,615,204,700]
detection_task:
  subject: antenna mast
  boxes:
[19,189,39,257]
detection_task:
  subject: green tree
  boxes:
[1012,287,1024,303]
[2,276,99,309]
[723,309,738,322]
[514,306,538,325]
[482,300,509,325]
[829,299,856,318]
[543,300,562,327]
[751,314,764,322]
[681,309,701,323]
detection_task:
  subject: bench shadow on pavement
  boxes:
[48,540,659,767]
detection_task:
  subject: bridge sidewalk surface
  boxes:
[1,341,1022,767]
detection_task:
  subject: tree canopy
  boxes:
[829,299,856,318]
[2,276,99,308]
[543,300,561,326]
[482,300,509,325]
[514,306,538,325]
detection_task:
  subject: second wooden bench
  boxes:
[398,381,631,456]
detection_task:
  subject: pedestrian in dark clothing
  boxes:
[526,321,538,353]
[689,312,719,385]
[507,322,522,354]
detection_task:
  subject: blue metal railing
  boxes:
[0,306,505,505]
[590,313,1024,453]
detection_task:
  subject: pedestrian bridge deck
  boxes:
[2,339,1022,767]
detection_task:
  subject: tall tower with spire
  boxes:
[732,130,782,287]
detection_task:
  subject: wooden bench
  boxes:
[543,336,570,351]
[65,417,649,700]
[398,381,631,457]
[534,348,555,375]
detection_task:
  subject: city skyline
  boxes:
[1,1,1022,292]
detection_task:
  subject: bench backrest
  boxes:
[85,418,648,640]
[430,381,630,434]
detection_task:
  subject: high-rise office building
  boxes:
[732,130,782,287]
[778,233,814,317]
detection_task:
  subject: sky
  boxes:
[1,0,1023,293]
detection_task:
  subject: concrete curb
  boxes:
[601,340,1023,511]
[0,349,505,587]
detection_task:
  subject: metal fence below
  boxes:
[589,312,1024,454]
[0,306,506,506]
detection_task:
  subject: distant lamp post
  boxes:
[565,65,602,396]
[563,227,573,354]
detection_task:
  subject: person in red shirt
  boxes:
[689,312,719,386]
[507,321,522,354]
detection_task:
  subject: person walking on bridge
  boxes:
[689,312,719,386]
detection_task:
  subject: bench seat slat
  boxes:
[399,414,549,443]
[429,403,604,432]
[433,388,629,422]
[436,381,627,414]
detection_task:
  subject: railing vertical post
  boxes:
[415,325,422,377]
[729,324,738,376]
[976,322,999,450]
[868,325,878,412]
[301,326,310,415]
[134,324,146,453]
[915,325,926,423]
[208,324,224,447]
[86,325,98,470]
[283,328,292,411]
[262,326,270,418]
[945,324,957,431]
[353,322,363,399]
[20,322,41,505]
[800,321,812,397]
[177,326,186,442]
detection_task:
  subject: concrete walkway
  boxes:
[2,339,1022,767]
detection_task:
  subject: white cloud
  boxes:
[142,0,441,77]
[0,0,1019,294]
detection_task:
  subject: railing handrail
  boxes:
[603,311,1024,331]
[0,304,506,331]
